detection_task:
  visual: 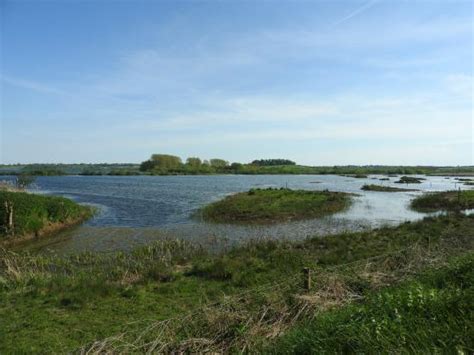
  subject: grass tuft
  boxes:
[411,190,474,212]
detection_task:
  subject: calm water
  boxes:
[6,174,470,253]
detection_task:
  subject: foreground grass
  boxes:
[411,190,474,212]
[0,191,93,242]
[362,184,417,192]
[265,253,474,353]
[0,214,473,352]
[201,188,352,224]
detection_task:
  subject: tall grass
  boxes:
[0,191,93,239]
[411,190,474,212]
[2,215,472,353]
[266,253,474,353]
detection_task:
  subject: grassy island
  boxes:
[0,190,93,244]
[201,188,352,224]
[411,190,474,212]
[341,174,368,179]
[361,184,418,192]
[395,176,425,184]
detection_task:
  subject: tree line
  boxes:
[139,155,297,174]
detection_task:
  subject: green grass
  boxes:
[361,184,418,192]
[0,191,93,240]
[264,253,474,353]
[201,188,352,224]
[411,190,474,212]
[1,214,473,352]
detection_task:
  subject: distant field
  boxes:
[1,163,473,176]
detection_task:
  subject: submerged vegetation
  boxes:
[361,184,418,192]
[0,190,93,243]
[411,190,474,212]
[201,188,352,224]
[0,214,473,352]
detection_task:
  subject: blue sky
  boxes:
[1,0,472,165]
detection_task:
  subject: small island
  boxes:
[361,184,418,192]
[411,190,474,212]
[395,176,426,184]
[201,188,352,224]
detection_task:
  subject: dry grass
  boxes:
[78,236,470,354]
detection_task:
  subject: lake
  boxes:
[6,174,468,253]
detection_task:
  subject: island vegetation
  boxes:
[395,176,425,184]
[200,188,352,224]
[341,173,368,178]
[361,184,418,192]
[1,214,472,353]
[411,190,474,212]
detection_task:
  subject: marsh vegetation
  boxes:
[201,188,352,224]
[0,190,93,243]
[411,190,474,212]
[395,176,426,184]
[361,184,418,192]
[1,214,472,353]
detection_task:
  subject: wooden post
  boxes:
[4,201,14,236]
[458,187,461,205]
[9,202,14,234]
[303,267,311,291]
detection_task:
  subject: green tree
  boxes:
[210,159,229,168]
[186,157,202,168]
[139,160,155,172]
[230,162,243,170]
[151,154,182,169]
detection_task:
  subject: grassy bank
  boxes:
[264,252,474,353]
[411,190,474,212]
[201,188,352,224]
[362,184,418,192]
[1,214,473,352]
[0,191,93,243]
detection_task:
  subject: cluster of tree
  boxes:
[251,159,296,166]
[139,154,234,174]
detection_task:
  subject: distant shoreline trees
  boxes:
[138,154,297,174]
[251,159,296,166]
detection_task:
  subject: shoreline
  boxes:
[0,214,91,248]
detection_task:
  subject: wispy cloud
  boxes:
[331,0,379,27]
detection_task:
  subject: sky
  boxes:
[0,0,473,165]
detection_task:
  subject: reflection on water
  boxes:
[5,174,471,254]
